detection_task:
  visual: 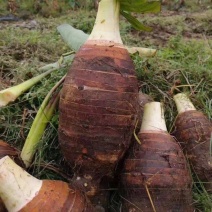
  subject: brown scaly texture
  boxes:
[173,110,212,191]
[0,140,23,212]
[59,43,139,200]
[120,132,193,212]
[20,180,94,212]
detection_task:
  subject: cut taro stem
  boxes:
[140,102,167,132]
[0,156,42,212]
[174,93,196,114]
[87,0,122,44]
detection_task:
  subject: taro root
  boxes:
[58,0,139,209]
[173,93,212,191]
[120,102,193,211]
[0,156,93,212]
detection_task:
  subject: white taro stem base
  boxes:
[0,156,42,212]
[140,102,167,133]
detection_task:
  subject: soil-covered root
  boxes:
[173,110,212,191]
[120,132,194,211]
[59,43,139,209]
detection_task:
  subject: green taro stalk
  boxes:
[20,76,65,168]
[0,53,74,108]
[0,69,54,108]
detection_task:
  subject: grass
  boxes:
[137,36,212,121]
[0,0,212,211]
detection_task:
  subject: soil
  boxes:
[132,10,212,46]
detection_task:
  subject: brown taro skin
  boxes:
[59,44,139,196]
[173,110,212,191]
[0,140,19,159]
[120,132,193,212]
[20,180,94,212]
